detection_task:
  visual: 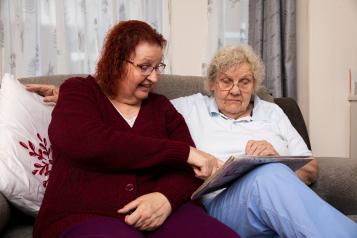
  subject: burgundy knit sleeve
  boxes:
[49,77,190,171]
[154,98,202,209]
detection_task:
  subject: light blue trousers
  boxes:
[202,163,357,238]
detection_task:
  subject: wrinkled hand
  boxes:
[25,84,59,103]
[295,159,318,185]
[245,140,279,156]
[187,147,223,179]
[117,192,172,231]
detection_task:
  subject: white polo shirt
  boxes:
[171,93,311,161]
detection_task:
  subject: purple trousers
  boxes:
[59,202,239,238]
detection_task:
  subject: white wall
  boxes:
[297,0,357,157]
[296,0,309,130]
[167,0,207,76]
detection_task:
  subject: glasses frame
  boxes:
[126,60,166,76]
[216,74,254,92]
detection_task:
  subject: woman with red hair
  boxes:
[33,20,238,238]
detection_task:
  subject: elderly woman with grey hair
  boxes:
[171,45,357,238]
[27,45,357,237]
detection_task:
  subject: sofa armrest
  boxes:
[311,157,357,215]
[0,192,11,234]
[274,97,311,150]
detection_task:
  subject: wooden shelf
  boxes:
[350,99,357,158]
[349,95,357,101]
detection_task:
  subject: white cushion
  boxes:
[0,74,53,216]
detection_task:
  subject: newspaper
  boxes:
[191,155,313,199]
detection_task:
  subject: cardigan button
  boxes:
[125,183,134,192]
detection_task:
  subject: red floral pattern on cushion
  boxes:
[19,133,53,187]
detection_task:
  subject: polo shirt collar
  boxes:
[208,95,261,122]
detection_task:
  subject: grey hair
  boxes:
[206,44,265,94]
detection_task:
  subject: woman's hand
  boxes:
[187,147,223,179]
[25,84,59,103]
[245,140,279,156]
[295,159,318,185]
[117,192,172,231]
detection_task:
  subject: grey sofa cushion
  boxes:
[2,225,32,238]
[18,74,87,87]
[0,193,10,233]
[349,215,357,223]
[17,74,275,102]
[154,74,208,99]
[312,157,357,215]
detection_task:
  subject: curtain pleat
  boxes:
[248,0,297,99]
[0,0,162,78]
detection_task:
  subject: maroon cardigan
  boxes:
[34,76,202,237]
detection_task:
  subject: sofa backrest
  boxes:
[17,74,275,102]
[15,74,310,148]
[17,74,86,87]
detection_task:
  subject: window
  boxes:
[205,0,249,74]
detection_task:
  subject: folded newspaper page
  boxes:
[191,155,313,199]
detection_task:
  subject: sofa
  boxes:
[1,74,357,237]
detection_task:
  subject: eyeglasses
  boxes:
[126,60,166,75]
[217,76,254,91]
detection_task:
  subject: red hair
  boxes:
[95,20,166,97]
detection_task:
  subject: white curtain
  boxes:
[0,0,162,78]
[0,0,249,79]
[204,0,249,74]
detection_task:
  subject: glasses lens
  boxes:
[136,63,166,75]
[157,64,166,73]
[218,79,233,90]
[218,78,253,91]
[237,79,253,90]
[136,65,152,75]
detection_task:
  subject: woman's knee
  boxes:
[247,163,295,182]
[205,163,300,217]
[255,163,292,175]
[149,203,240,238]
[224,163,298,199]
